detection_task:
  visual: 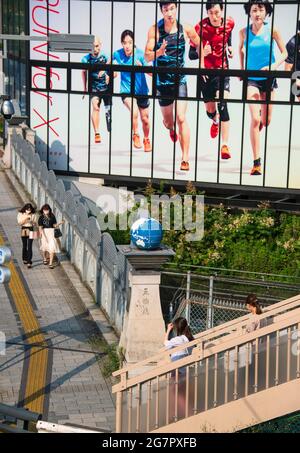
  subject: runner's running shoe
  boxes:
[95,133,101,144]
[210,121,219,139]
[133,133,142,149]
[143,138,152,152]
[180,161,189,171]
[250,164,262,175]
[221,144,231,160]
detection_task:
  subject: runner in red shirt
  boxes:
[190,0,234,160]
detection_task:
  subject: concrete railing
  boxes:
[10,129,127,334]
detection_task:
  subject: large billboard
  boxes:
[29,0,300,190]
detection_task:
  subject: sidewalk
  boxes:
[0,167,116,430]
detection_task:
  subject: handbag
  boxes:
[29,230,40,240]
[54,228,62,239]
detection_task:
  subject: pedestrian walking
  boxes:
[17,203,38,269]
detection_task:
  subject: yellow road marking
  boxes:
[0,233,48,415]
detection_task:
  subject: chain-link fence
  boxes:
[160,269,300,334]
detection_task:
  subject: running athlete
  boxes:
[145,1,203,171]
[189,0,234,160]
[239,0,287,175]
[285,20,300,102]
[113,30,152,152]
[82,37,111,144]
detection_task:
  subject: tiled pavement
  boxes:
[0,168,116,430]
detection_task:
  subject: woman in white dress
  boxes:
[38,204,64,269]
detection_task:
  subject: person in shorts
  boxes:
[82,37,112,144]
[145,1,203,171]
[189,0,235,160]
[113,30,152,152]
[239,0,287,175]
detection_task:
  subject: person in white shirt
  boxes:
[245,293,263,333]
[164,317,194,419]
[164,317,194,362]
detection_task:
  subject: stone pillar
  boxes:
[24,127,36,147]
[120,271,165,362]
[1,125,22,169]
[117,244,175,363]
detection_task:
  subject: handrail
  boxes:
[0,423,32,434]
[113,294,300,378]
[0,403,41,422]
[112,305,300,393]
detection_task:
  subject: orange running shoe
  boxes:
[250,164,262,175]
[143,137,152,152]
[180,161,190,171]
[210,121,219,138]
[133,133,142,149]
[221,144,231,160]
[95,133,101,144]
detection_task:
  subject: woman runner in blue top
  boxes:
[239,0,287,176]
[113,30,152,152]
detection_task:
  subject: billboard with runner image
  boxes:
[29,0,300,190]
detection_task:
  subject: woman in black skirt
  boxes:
[17,203,38,269]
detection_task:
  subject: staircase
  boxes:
[112,294,300,432]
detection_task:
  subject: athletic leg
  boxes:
[139,106,150,139]
[103,95,112,132]
[91,96,101,143]
[91,96,100,133]
[260,90,275,128]
[123,97,139,133]
[158,87,178,142]
[247,85,262,175]
[216,89,231,159]
[202,77,219,139]
[123,97,142,149]
[138,103,152,152]
[160,103,176,137]
[176,99,190,166]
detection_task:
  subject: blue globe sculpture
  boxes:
[130,218,163,250]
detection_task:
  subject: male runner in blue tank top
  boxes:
[82,37,111,144]
[145,1,203,171]
[285,19,300,102]
[239,0,287,176]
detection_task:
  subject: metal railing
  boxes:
[161,269,300,332]
[112,294,300,433]
[113,293,300,379]
[0,403,41,433]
